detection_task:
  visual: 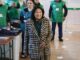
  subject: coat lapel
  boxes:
[30,20,40,39]
[40,18,45,38]
[30,18,45,41]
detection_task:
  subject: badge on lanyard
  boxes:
[56,8,59,11]
[0,14,3,17]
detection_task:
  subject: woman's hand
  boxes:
[40,42,46,49]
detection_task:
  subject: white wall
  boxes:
[40,0,80,18]
[40,0,52,18]
[62,0,80,8]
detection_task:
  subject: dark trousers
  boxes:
[52,22,63,38]
[21,23,28,56]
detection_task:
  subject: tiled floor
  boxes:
[50,30,80,60]
[20,10,80,60]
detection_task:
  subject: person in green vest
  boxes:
[13,0,18,2]
[0,0,10,28]
[49,0,68,41]
[8,1,20,28]
[20,1,26,10]
[32,0,43,8]
[5,0,19,6]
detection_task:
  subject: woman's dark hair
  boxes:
[31,6,44,20]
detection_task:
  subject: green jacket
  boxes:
[0,5,8,28]
[50,1,65,22]
[8,7,20,21]
[8,0,20,20]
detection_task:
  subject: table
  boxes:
[0,33,22,60]
[0,37,14,60]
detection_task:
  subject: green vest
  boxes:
[51,1,65,22]
[13,0,18,2]
[8,7,20,20]
[0,5,8,28]
[20,5,25,10]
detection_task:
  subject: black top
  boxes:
[34,20,42,36]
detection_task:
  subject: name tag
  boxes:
[0,14,3,17]
[56,8,59,11]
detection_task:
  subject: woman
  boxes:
[20,0,34,58]
[25,6,51,60]
[20,0,34,22]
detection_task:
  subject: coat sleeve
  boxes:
[46,20,52,43]
[25,22,29,43]
[40,18,51,45]
[42,19,52,45]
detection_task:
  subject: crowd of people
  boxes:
[0,0,68,60]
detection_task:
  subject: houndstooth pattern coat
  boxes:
[25,17,51,60]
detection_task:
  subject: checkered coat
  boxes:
[25,17,51,60]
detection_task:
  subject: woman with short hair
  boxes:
[20,0,35,58]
